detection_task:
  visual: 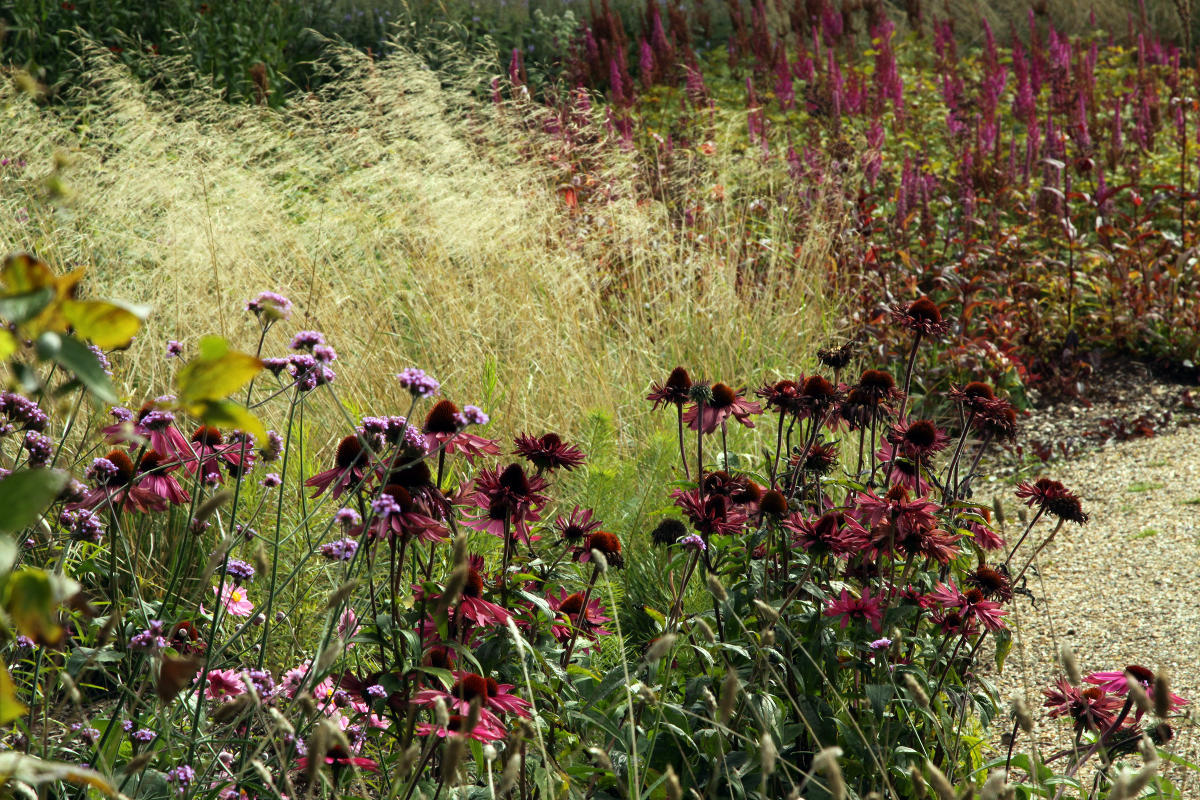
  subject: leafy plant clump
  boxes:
[0,262,1189,800]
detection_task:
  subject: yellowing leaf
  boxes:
[192,399,267,445]
[0,751,117,796]
[0,657,27,725]
[0,330,16,361]
[4,569,63,646]
[176,336,263,406]
[61,299,146,349]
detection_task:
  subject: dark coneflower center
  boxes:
[424,400,461,434]
[485,677,500,696]
[908,297,943,323]
[964,588,985,605]
[452,673,490,702]
[559,592,586,616]
[539,432,563,450]
[446,715,468,732]
[801,375,835,398]
[424,646,453,670]
[650,518,687,545]
[967,566,1010,600]
[963,381,995,401]
[104,449,136,485]
[191,426,223,446]
[859,369,895,393]
[904,420,939,448]
[1125,665,1155,684]
[666,366,692,391]
[732,481,763,505]
[381,484,415,513]
[335,435,366,469]
[389,460,432,489]
[884,484,910,503]
[498,463,530,495]
[587,531,621,556]
[710,383,736,408]
[462,569,484,598]
[136,401,155,422]
[1082,687,1105,702]
[760,490,788,516]
[137,450,167,472]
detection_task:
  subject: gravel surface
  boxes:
[980,424,1200,793]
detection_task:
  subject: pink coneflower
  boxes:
[553,506,602,542]
[357,487,447,543]
[465,463,550,541]
[891,296,951,337]
[305,435,371,499]
[412,671,531,718]
[671,488,749,537]
[683,383,762,433]
[930,608,980,637]
[784,512,869,559]
[416,711,507,742]
[824,587,884,632]
[797,374,842,419]
[215,582,253,617]
[972,397,1018,442]
[72,451,168,514]
[513,432,586,472]
[546,589,612,643]
[756,379,805,416]
[1085,666,1188,712]
[446,567,512,628]
[839,369,903,429]
[190,426,246,484]
[1044,678,1123,733]
[201,669,246,702]
[103,405,196,467]
[136,451,190,505]
[422,400,501,463]
[647,367,693,410]
[965,565,1013,602]
[873,447,932,494]
[298,746,379,773]
[887,419,950,458]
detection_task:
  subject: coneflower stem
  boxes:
[561,564,600,668]
[771,412,785,484]
[1002,507,1045,567]
[943,412,975,504]
[1012,518,1064,586]
[956,431,993,498]
[897,332,922,421]
[930,633,968,701]
[676,405,690,479]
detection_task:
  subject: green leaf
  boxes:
[52,335,117,403]
[0,657,27,725]
[61,299,146,348]
[866,683,894,718]
[0,751,117,795]
[193,399,267,445]
[177,336,262,404]
[0,469,70,534]
[4,568,63,646]
[0,288,54,325]
[0,330,16,361]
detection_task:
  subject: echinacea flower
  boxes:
[683,383,762,433]
[887,418,951,459]
[785,512,869,559]
[972,396,1019,441]
[824,587,884,632]
[553,506,602,542]
[671,488,749,537]
[1016,478,1089,524]
[135,450,190,505]
[190,426,248,484]
[357,487,447,543]
[647,367,693,410]
[1044,678,1122,733]
[948,381,996,413]
[422,400,501,463]
[465,463,550,541]
[305,435,372,499]
[964,565,1012,602]
[756,379,804,416]
[513,432,586,472]
[412,671,531,718]
[72,450,168,514]
[546,589,612,642]
[103,404,196,467]
[1085,666,1188,712]
[650,517,688,546]
[891,296,951,337]
[298,746,379,773]
[839,369,903,429]
[416,711,507,742]
[578,531,624,568]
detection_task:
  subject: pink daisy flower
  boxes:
[215,582,253,617]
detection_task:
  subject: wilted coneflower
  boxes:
[1015,477,1089,524]
[793,440,839,475]
[672,488,750,537]
[650,517,688,546]
[1043,678,1122,733]
[553,506,602,543]
[972,397,1018,442]
[965,565,1013,602]
[513,432,586,473]
[756,379,804,416]
[784,512,869,559]
[1084,666,1188,712]
[466,463,550,542]
[817,340,857,371]
[305,435,371,500]
[891,296,951,337]
[797,375,842,420]
[948,381,996,413]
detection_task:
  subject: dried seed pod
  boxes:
[441,734,466,784]
[718,668,740,726]
[498,751,521,794]
[645,634,678,663]
[925,759,956,800]
[694,618,716,643]
[753,599,779,623]
[760,731,777,776]
[904,674,930,709]
[1059,644,1082,684]
[1012,697,1033,733]
[706,573,727,602]
[812,747,846,800]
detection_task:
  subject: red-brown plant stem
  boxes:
[560,563,601,667]
[1002,506,1045,567]
[676,404,690,480]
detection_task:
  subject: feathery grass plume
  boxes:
[250,759,274,787]
[441,734,466,784]
[760,731,778,776]
[58,672,82,706]
[1059,644,1082,684]
[812,747,846,800]
[267,707,294,735]
[396,743,422,778]
[1127,677,1152,716]
[122,753,154,775]
[590,549,609,573]
[1109,735,1160,800]
[211,692,255,724]
[1154,671,1172,718]
[664,765,682,800]
[304,720,332,788]
[587,747,614,771]
[992,495,1006,528]
[706,573,727,602]
[252,543,269,575]
[904,673,930,709]
[436,563,469,617]
[718,667,740,726]
[925,760,956,800]
[433,696,449,729]
[1012,697,1033,733]
[980,771,1011,800]
[5,36,834,451]
[323,580,360,611]
[193,489,233,526]
[463,696,482,736]
[498,751,522,795]
[910,766,929,798]
[314,637,344,675]
[200,536,238,584]
[753,599,780,623]
[693,618,716,643]
[645,634,677,663]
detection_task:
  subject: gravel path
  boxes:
[982,424,1200,792]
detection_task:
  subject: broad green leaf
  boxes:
[176,336,262,406]
[61,299,145,348]
[52,335,117,403]
[0,657,27,725]
[193,399,266,445]
[0,469,70,534]
[0,288,54,325]
[0,330,16,361]
[4,568,63,646]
